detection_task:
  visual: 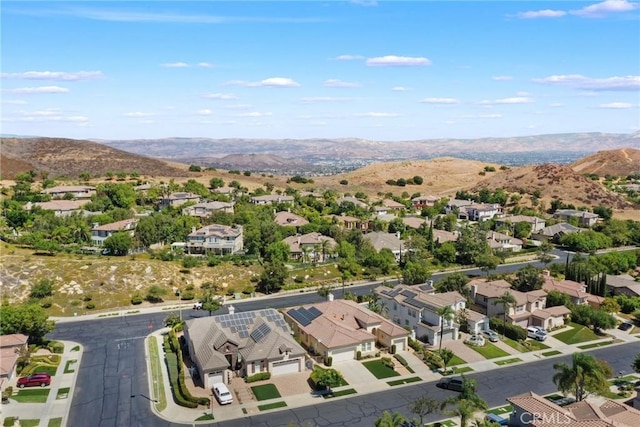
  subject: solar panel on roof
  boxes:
[405,298,429,309]
[288,309,312,326]
[239,330,249,338]
[307,307,322,320]
[250,323,271,342]
[400,290,417,298]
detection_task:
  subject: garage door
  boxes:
[330,347,354,363]
[207,371,224,388]
[271,359,300,375]
[393,339,406,352]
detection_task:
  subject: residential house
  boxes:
[336,196,368,209]
[553,209,599,227]
[373,206,393,217]
[402,216,428,230]
[411,195,440,209]
[532,223,583,242]
[158,192,201,209]
[496,215,546,234]
[251,195,294,205]
[382,199,406,210]
[375,284,489,346]
[185,224,243,255]
[363,232,407,261]
[433,229,458,244]
[275,211,309,227]
[444,199,474,215]
[605,274,640,297]
[284,299,409,364]
[91,219,137,246]
[26,200,91,217]
[468,279,569,329]
[182,201,235,217]
[212,186,236,196]
[542,272,590,306]
[0,334,28,382]
[464,203,502,222]
[508,391,640,427]
[282,233,336,262]
[41,185,96,199]
[486,231,523,252]
[329,214,369,232]
[183,308,306,388]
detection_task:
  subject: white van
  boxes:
[213,383,233,405]
[527,326,547,341]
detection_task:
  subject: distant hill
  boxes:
[470,163,633,209]
[570,148,640,177]
[0,137,190,179]
[180,153,313,172]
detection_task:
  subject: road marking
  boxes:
[114,335,148,342]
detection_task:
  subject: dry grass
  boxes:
[571,148,640,177]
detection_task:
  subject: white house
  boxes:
[41,185,96,199]
[185,224,244,255]
[182,201,234,217]
[91,219,137,246]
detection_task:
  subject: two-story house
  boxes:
[496,215,546,234]
[185,224,243,255]
[553,209,599,227]
[26,200,91,217]
[444,199,474,215]
[182,201,234,217]
[532,222,582,242]
[411,195,440,209]
[250,195,294,205]
[0,333,29,381]
[274,211,309,227]
[541,272,590,306]
[329,214,369,232]
[91,219,138,247]
[363,232,407,261]
[41,185,96,199]
[158,192,201,209]
[486,231,523,252]
[464,203,502,222]
[375,284,489,347]
[336,196,368,209]
[282,232,336,262]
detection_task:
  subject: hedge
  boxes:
[381,357,395,369]
[164,332,210,407]
[246,372,271,383]
[489,318,527,341]
[165,351,197,408]
[48,341,65,354]
[390,344,396,354]
[393,354,409,368]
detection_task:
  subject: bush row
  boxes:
[393,354,409,368]
[489,318,527,341]
[246,372,271,383]
[164,332,210,407]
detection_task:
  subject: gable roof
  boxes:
[376,284,465,312]
[543,276,589,299]
[275,211,309,227]
[91,218,137,232]
[282,233,336,253]
[363,232,404,252]
[537,222,582,237]
[468,279,545,306]
[42,185,95,194]
[0,334,28,348]
[188,224,242,239]
[382,199,405,209]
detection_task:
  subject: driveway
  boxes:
[334,359,377,386]
[439,336,488,364]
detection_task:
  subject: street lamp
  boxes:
[176,290,182,321]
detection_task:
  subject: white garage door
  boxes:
[393,339,406,352]
[272,359,300,375]
[331,347,355,363]
[207,371,224,388]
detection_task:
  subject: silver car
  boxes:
[482,329,500,342]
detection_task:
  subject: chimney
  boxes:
[470,284,477,299]
[228,305,235,315]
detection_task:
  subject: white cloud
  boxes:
[202,93,238,100]
[366,55,432,67]
[492,75,513,81]
[480,96,534,105]
[299,97,352,103]
[571,0,639,17]
[139,119,155,124]
[460,113,503,119]
[532,74,640,91]
[124,112,154,117]
[2,99,28,105]
[0,71,104,81]
[350,0,377,6]
[324,79,362,88]
[5,86,69,94]
[599,102,634,109]
[392,86,411,92]
[198,62,213,68]
[354,112,400,117]
[5,112,88,123]
[197,109,213,115]
[420,97,459,104]
[333,54,364,61]
[224,104,253,110]
[549,102,564,107]
[236,111,273,117]
[516,9,567,19]
[162,62,189,68]
[224,77,300,87]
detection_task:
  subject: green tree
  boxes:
[546,290,573,308]
[632,353,640,374]
[512,265,544,292]
[146,285,167,303]
[455,227,491,265]
[538,241,554,266]
[600,297,620,314]
[0,304,55,343]
[402,261,431,285]
[513,221,532,239]
[264,241,290,263]
[315,368,344,392]
[30,279,54,299]
[494,292,517,338]
[436,305,456,351]
[435,272,469,294]
[553,352,613,401]
[438,348,455,374]
[408,395,439,427]
[476,253,500,276]
[374,411,406,427]
[256,261,287,294]
[103,232,133,256]
[434,241,457,265]
[200,292,221,316]
[209,177,224,189]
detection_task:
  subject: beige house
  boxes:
[183,308,306,388]
[274,211,309,227]
[42,185,96,199]
[382,199,406,210]
[91,219,137,246]
[26,200,90,217]
[185,224,243,255]
[182,201,234,217]
[363,232,407,261]
[411,195,439,209]
[496,215,546,234]
[282,233,335,262]
[329,214,369,232]
[284,299,409,364]
[604,274,640,297]
[0,334,29,382]
[251,195,294,205]
[486,231,523,252]
[542,273,590,306]
[158,192,201,209]
[553,209,599,227]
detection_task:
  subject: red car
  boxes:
[17,373,51,388]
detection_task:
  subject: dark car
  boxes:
[619,322,633,331]
[17,373,51,388]
[437,376,476,392]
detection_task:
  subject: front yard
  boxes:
[466,342,510,359]
[362,359,400,379]
[251,384,281,401]
[553,322,601,345]
[503,338,549,352]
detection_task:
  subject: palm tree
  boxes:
[408,395,439,426]
[436,305,456,351]
[552,352,613,401]
[493,291,517,338]
[439,347,455,374]
[301,246,311,264]
[374,410,406,427]
[320,238,331,263]
[441,398,487,427]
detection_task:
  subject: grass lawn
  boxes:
[467,342,510,359]
[487,404,512,415]
[47,419,62,427]
[56,387,70,399]
[503,338,549,352]
[542,350,562,357]
[387,377,421,386]
[18,420,40,427]
[13,388,50,403]
[71,345,80,352]
[64,359,77,374]
[609,375,639,384]
[323,388,357,399]
[495,358,522,366]
[578,340,615,350]
[22,364,58,376]
[195,414,214,421]
[447,354,467,366]
[362,359,400,379]
[251,384,281,401]
[148,337,167,411]
[258,401,287,411]
[452,366,474,374]
[554,322,600,345]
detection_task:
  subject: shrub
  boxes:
[130,294,143,305]
[340,180,348,185]
[394,354,409,367]
[2,386,13,402]
[490,318,527,341]
[326,356,333,367]
[180,291,195,301]
[246,372,271,383]
[3,417,16,427]
[381,357,395,369]
[85,302,96,310]
[356,350,362,360]
[390,344,396,355]
[48,341,65,354]
[182,256,200,269]
[40,298,52,308]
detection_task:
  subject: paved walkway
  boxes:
[0,340,82,427]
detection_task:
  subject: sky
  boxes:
[1,0,639,141]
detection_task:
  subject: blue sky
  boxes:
[1,0,639,141]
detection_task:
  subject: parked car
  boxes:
[465,334,485,346]
[619,322,633,331]
[17,373,51,388]
[482,329,500,342]
[527,326,547,341]
[437,376,476,392]
[213,383,233,405]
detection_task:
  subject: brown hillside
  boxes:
[313,157,499,197]
[471,163,633,209]
[571,148,640,177]
[0,137,190,179]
